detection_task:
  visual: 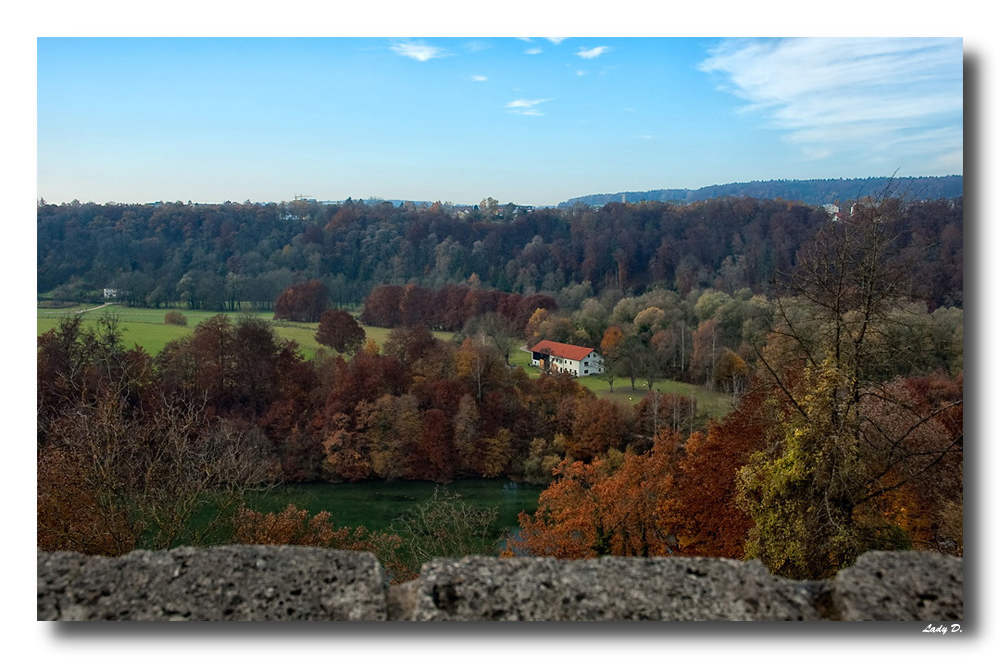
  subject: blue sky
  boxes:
[37,36,963,206]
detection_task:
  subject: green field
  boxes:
[509,344,732,419]
[36,305,452,361]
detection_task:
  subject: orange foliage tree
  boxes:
[567,397,633,461]
[658,387,769,558]
[505,434,682,559]
[232,504,414,582]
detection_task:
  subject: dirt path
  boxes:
[75,301,118,314]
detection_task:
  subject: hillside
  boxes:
[558,175,963,208]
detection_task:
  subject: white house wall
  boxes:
[532,354,604,377]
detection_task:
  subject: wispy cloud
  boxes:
[577,46,610,59]
[472,75,488,82]
[390,40,448,62]
[464,41,491,53]
[525,47,543,55]
[546,38,567,45]
[699,37,963,164]
[506,98,552,116]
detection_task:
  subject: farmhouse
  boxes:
[529,340,604,377]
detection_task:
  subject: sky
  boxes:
[36,36,964,207]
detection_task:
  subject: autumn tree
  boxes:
[359,284,403,327]
[232,504,413,582]
[689,318,720,386]
[713,348,749,402]
[455,336,505,403]
[633,306,666,335]
[467,312,521,366]
[658,388,769,558]
[506,434,682,559]
[39,390,276,555]
[598,326,624,392]
[315,309,366,355]
[568,397,633,461]
[520,434,568,485]
[273,279,331,322]
[524,307,549,346]
[480,428,514,478]
[452,394,482,476]
[410,408,456,482]
[356,394,423,481]
[398,283,434,327]
[612,334,644,391]
[739,189,963,579]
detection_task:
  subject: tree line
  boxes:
[38,193,962,312]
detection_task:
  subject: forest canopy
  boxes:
[37,193,962,312]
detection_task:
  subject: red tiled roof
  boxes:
[529,340,595,362]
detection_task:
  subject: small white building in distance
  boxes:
[529,340,604,377]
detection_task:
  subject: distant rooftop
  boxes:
[529,340,595,362]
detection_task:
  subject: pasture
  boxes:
[509,342,732,419]
[36,304,453,360]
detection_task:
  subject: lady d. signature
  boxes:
[923,624,962,634]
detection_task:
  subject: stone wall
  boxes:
[37,546,962,621]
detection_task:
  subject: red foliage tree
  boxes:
[315,309,366,355]
[359,284,403,327]
[659,388,769,558]
[273,279,331,322]
[409,408,456,482]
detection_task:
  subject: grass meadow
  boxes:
[508,340,732,419]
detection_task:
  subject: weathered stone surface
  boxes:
[831,551,963,621]
[398,555,822,621]
[37,545,387,621]
[38,548,964,621]
[36,551,90,621]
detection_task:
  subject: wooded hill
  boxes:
[558,175,963,208]
[38,192,963,311]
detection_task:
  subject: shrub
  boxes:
[164,311,188,326]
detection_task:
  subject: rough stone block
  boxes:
[397,555,822,621]
[831,551,963,621]
[37,545,387,621]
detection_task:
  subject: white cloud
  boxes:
[464,41,491,53]
[525,47,543,55]
[699,37,963,165]
[390,40,447,62]
[577,46,610,59]
[546,38,567,45]
[506,98,552,116]
[576,70,586,76]
[472,75,488,82]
